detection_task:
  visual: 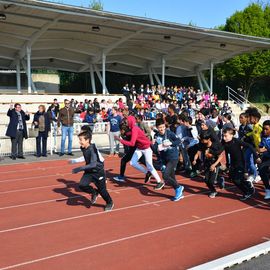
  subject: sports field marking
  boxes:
[0,158,119,174]
[0,201,268,270]
[0,186,238,233]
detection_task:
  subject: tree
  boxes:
[216,3,270,100]
[89,0,103,11]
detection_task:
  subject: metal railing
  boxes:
[0,120,156,157]
[226,85,267,117]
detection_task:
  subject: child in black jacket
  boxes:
[193,130,224,198]
[222,127,258,201]
[72,131,114,211]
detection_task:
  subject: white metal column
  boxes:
[196,71,203,91]
[210,61,214,94]
[89,64,96,94]
[199,71,211,92]
[26,46,32,94]
[162,57,165,86]
[148,66,154,85]
[102,52,106,95]
[16,59,21,94]
[152,67,162,85]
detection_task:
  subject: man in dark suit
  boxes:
[6,103,30,160]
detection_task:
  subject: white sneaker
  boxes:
[264,189,270,200]
[247,176,255,182]
[254,175,261,183]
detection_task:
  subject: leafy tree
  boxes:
[216,3,270,100]
[89,0,103,11]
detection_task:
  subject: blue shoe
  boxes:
[172,186,184,201]
[113,175,125,182]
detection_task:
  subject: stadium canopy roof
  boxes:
[0,0,269,93]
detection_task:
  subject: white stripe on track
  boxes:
[0,200,268,270]
[0,186,237,233]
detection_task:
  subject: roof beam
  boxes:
[78,29,145,72]
[9,15,61,68]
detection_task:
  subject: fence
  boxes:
[0,120,156,157]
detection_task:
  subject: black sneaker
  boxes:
[90,190,98,204]
[144,172,152,183]
[104,202,114,212]
[59,153,64,157]
[154,182,165,190]
[67,153,74,156]
[240,193,253,201]
[17,156,26,159]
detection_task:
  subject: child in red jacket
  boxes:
[115,116,164,190]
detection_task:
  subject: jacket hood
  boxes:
[127,115,136,129]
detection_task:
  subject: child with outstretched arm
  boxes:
[71,130,113,211]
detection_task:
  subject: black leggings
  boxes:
[204,166,220,193]
[79,171,113,204]
[162,159,180,189]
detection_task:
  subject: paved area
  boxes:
[232,253,270,269]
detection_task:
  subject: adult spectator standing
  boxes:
[6,102,30,160]
[33,105,51,157]
[107,107,122,156]
[58,99,75,156]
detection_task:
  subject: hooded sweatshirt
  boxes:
[120,116,151,150]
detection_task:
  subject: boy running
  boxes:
[153,118,184,201]
[222,127,258,201]
[193,131,224,198]
[71,130,114,211]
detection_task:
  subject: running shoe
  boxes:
[240,193,254,201]
[154,182,165,190]
[113,176,125,182]
[90,190,98,204]
[172,186,184,201]
[265,189,270,200]
[208,191,217,198]
[144,172,152,183]
[104,202,114,212]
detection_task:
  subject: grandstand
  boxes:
[0,0,269,155]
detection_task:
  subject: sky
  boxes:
[53,0,254,28]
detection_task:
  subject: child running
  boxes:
[115,115,165,190]
[153,118,184,201]
[193,130,224,198]
[222,127,257,201]
[71,130,114,211]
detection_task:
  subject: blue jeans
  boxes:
[244,148,257,178]
[61,126,74,154]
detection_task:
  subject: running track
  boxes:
[0,157,269,270]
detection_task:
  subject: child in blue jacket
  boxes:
[153,118,184,201]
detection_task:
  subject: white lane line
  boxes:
[0,186,136,211]
[0,158,120,174]
[0,200,268,270]
[0,171,191,195]
[0,186,237,233]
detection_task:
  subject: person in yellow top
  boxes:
[245,108,263,183]
[246,108,263,149]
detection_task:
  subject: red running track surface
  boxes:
[0,157,269,270]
